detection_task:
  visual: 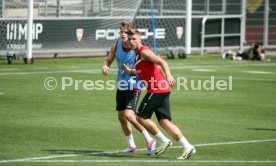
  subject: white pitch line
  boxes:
[170,138,276,149]
[1,63,276,76]
[192,69,216,72]
[0,69,101,76]
[0,150,121,163]
[0,138,275,163]
[1,69,275,82]
[0,68,18,71]
[108,73,276,82]
[1,159,276,164]
[176,75,276,82]
[242,70,274,74]
[170,63,276,69]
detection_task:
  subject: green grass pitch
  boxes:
[0,55,276,166]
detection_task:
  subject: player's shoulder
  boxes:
[139,45,151,55]
[114,39,120,48]
[140,46,155,61]
[140,45,150,52]
[111,40,120,52]
[140,45,152,56]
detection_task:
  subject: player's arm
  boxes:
[257,46,265,61]
[122,64,137,75]
[102,44,116,75]
[141,50,176,87]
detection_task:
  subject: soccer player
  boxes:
[102,21,156,155]
[123,28,196,160]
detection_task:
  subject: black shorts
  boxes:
[137,92,172,121]
[116,90,140,112]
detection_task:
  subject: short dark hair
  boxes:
[254,42,263,49]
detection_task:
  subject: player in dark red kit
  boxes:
[123,28,196,160]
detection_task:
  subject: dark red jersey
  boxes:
[135,46,171,93]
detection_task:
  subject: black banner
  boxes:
[0,17,240,52]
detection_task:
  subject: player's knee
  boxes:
[125,114,136,122]
[136,116,144,124]
[123,110,134,120]
[159,118,170,129]
[118,112,126,121]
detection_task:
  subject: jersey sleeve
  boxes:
[140,46,150,52]
[139,46,151,57]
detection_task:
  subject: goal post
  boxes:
[1,0,29,63]
[27,0,33,64]
[185,0,192,55]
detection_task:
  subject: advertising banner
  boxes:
[0,18,240,52]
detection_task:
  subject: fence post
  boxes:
[56,0,60,17]
[264,0,269,48]
[185,0,192,54]
[241,0,246,51]
[1,0,4,17]
[0,0,2,17]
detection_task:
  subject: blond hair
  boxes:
[120,21,134,30]
[127,28,141,35]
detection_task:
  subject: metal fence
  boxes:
[246,0,276,49]
[0,0,275,56]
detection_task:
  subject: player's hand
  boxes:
[167,75,176,87]
[102,64,110,75]
[122,64,131,74]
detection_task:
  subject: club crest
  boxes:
[176,27,184,39]
[76,28,84,41]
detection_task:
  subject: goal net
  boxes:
[0,0,28,57]
[0,0,187,56]
[0,0,142,56]
[0,0,244,58]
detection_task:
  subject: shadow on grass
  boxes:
[42,149,164,159]
[246,128,276,131]
[43,149,104,155]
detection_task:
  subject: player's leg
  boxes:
[137,93,171,156]
[159,119,195,159]
[123,110,156,155]
[118,111,131,136]
[116,91,137,153]
[159,119,183,140]
[124,109,143,131]
[123,91,156,155]
[124,92,151,136]
[124,109,152,140]
[136,93,161,135]
[156,93,196,159]
[136,113,172,156]
[136,116,159,135]
[259,53,265,61]
[117,111,137,153]
[118,111,135,142]
[123,91,144,133]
